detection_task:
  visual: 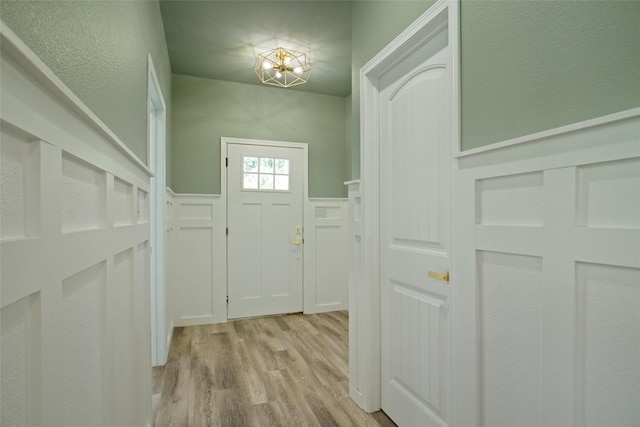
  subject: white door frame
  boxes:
[147,55,168,366]
[220,137,309,319]
[356,0,460,413]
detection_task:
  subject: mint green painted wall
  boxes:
[345,93,353,182]
[348,1,639,174]
[461,1,640,150]
[172,74,347,197]
[350,1,435,178]
[0,0,173,183]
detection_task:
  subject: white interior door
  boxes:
[379,26,452,426]
[227,142,304,319]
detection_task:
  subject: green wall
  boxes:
[348,0,640,175]
[0,0,173,183]
[4,1,636,185]
[172,74,347,197]
[345,93,353,182]
[350,1,435,178]
[461,0,640,150]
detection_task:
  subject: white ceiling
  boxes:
[159,1,353,97]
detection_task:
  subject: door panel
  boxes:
[389,66,447,250]
[380,28,452,427]
[227,143,303,319]
[478,251,544,426]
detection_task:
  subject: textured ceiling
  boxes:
[159,1,352,97]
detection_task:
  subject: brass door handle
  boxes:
[428,271,449,282]
[290,238,303,245]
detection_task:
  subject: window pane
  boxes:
[243,173,258,189]
[275,175,289,190]
[259,158,274,173]
[275,158,289,174]
[259,174,274,190]
[243,157,258,172]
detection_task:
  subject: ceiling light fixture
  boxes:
[254,47,312,88]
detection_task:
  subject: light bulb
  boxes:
[262,61,273,70]
[284,56,291,65]
[275,71,282,78]
[293,66,303,74]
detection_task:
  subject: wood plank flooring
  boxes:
[153,311,396,427]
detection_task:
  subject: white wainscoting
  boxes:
[453,108,640,427]
[304,198,349,313]
[169,194,227,326]
[345,180,366,408]
[168,195,349,325]
[162,188,176,358]
[0,23,153,427]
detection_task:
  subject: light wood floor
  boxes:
[152,311,396,427]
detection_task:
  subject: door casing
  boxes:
[148,54,168,367]
[355,0,460,414]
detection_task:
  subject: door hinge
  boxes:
[226,296,229,306]
[225,157,228,167]
[226,227,229,236]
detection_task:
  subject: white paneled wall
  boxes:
[454,109,640,427]
[346,179,366,408]
[168,195,349,325]
[169,194,226,326]
[304,198,349,313]
[1,25,152,427]
[164,188,175,350]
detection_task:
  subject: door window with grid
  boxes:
[242,156,290,191]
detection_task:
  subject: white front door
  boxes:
[379,26,453,426]
[226,142,304,319]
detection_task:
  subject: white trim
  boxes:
[174,316,221,328]
[147,54,169,367]
[0,20,152,177]
[222,136,311,152]
[308,197,348,202]
[146,54,166,167]
[344,179,361,186]
[172,193,221,199]
[356,0,460,413]
[173,194,338,202]
[455,108,640,159]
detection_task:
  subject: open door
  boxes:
[355,1,460,423]
[378,13,453,427]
